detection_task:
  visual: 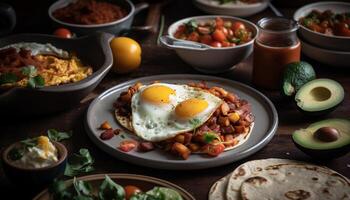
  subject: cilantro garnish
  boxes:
[0,73,18,84]
[64,148,95,177]
[47,129,72,142]
[21,65,45,88]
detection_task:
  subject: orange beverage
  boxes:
[253,17,301,89]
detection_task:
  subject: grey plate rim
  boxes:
[85,74,278,170]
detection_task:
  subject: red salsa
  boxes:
[174,17,253,48]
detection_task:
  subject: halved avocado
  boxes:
[292,118,350,159]
[295,78,344,115]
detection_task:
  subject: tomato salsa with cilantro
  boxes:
[174,17,253,47]
[300,10,350,37]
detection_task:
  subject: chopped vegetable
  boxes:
[118,140,138,152]
[100,129,115,140]
[100,121,112,130]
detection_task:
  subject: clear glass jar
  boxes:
[253,17,300,90]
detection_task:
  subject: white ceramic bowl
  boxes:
[301,36,350,68]
[294,1,350,51]
[193,0,269,17]
[162,15,257,74]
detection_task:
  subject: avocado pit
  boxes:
[314,127,339,142]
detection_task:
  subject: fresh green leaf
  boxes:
[146,187,183,200]
[73,177,93,197]
[8,148,24,160]
[64,148,94,177]
[0,73,18,84]
[185,20,198,33]
[189,118,201,135]
[228,37,241,44]
[98,175,125,200]
[203,132,218,144]
[20,138,38,148]
[21,65,37,77]
[48,129,72,142]
[217,0,235,4]
[130,193,158,200]
[27,75,45,88]
[49,179,72,200]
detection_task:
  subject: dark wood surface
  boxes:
[0,0,349,199]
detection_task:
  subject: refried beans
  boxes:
[52,0,127,25]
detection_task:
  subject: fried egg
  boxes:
[131,83,223,142]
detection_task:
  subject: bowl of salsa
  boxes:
[162,16,257,73]
[294,1,350,51]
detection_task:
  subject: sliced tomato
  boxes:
[203,143,225,157]
[308,23,325,33]
[231,22,245,31]
[174,25,185,38]
[215,17,224,29]
[221,41,231,47]
[124,185,142,200]
[197,26,211,35]
[199,34,213,45]
[212,29,226,42]
[210,41,222,48]
[335,22,350,37]
[118,140,138,152]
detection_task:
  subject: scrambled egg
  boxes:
[16,55,92,87]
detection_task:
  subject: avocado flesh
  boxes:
[295,79,344,112]
[292,118,350,150]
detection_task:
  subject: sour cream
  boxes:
[0,42,69,58]
[13,136,59,168]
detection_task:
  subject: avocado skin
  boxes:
[293,140,350,159]
[281,61,316,97]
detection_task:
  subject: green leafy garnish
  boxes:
[131,187,183,200]
[20,137,38,148]
[27,75,45,88]
[0,73,18,84]
[73,177,94,199]
[48,129,72,142]
[228,37,241,44]
[217,0,236,4]
[50,179,72,200]
[21,65,45,88]
[64,148,95,177]
[21,65,37,77]
[203,132,219,144]
[98,175,125,200]
[8,148,24,161]
[189,118,201,135]
[185,20,198,33]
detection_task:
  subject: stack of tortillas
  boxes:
[209,158,350,200]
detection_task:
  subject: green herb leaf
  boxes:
[98,175,125,200]
[189,118,201,135]
[0,73,18,84]
[73,177,93,197]
[64,148,94,177]
[27,75,45,88]
[185,20,198,33]
[21,138,38,148]
[146,187,183,200]
[48,129,72,142]
[49,179,72,200]
[203,132,218,144]
[8,148,24,160]
[21,65,37,77]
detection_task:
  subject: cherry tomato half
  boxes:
[335,22,350,37]
[118,140,138,152]
[215,17,224,29]
[212,29,226,42]
[231,22,245,31]
[199,34,213,45]
[210,41,222,48]
[203,143,225,157]
[53,28,72,38]
[124,185,142,200]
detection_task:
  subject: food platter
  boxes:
[33,173,195,200]
[85,74,278,170]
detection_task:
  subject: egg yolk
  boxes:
[141,85,176,104]
[175,98,208,118]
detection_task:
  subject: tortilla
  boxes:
[114,109,133,132]
[209,175,230,200]
[240,164,350,200]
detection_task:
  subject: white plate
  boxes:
[85,75,278,170]
[193,0,269,17]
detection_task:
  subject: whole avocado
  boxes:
[282,61,316,97]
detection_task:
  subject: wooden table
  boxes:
[0,0,349,199]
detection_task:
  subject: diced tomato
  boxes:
[308,23,325,33]
[118,140,138,152]
[231,22,245,31]
[187,32,200,42]
[210,41,222,47]
[212,29,226,42]
[138,142,155,152]
[53,28,72,38]
[215,17,224,29]
[100,129,114,140]
[174,25,185,38]
[203,143,225,157]
[221,41,231,47]
[197,26,211,35]
[199,35,213,45]
[335,22,350,37]
[125,185,142,200]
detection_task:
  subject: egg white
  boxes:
[131,83,223,142]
